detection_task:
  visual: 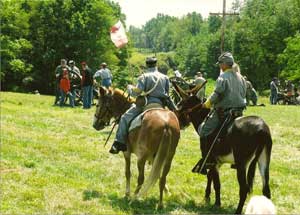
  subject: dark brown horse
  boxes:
[93,87,180,208]
[174,85,272,214]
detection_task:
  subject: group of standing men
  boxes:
[54,59,112,109]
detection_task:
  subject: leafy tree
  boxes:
[0,0,33,91]
[278,32,300,81]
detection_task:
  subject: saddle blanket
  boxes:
[128,103,163,132]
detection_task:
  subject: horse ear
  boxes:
[171,81,189,100]
[186,80,207,96]
[99,86,107,96]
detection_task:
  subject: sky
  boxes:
[112,0,238,27]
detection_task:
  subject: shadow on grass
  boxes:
[107,193,236,214]
[83,190,102,201]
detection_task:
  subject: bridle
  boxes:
[94,94,114,121]
[94,89,130,123]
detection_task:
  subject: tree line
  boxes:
[1,0,300,94]
[1,0,129,94]
[129,0,300,90]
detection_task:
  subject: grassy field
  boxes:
[1,92,300,214]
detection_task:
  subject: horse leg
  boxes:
[211,167,221,207]
[158,156,173,209]
[247,159,257,194]
[235,166,248,214]
[205,169,213,203]
[124,153,131,197]
[134,158,146,195]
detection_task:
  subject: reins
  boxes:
[100,89,130,147]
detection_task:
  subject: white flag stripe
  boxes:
[110,20,128,48]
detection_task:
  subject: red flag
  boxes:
[110,20,128,48]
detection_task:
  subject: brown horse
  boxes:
[93,87,180,208]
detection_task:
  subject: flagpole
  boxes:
[126,48,134,83]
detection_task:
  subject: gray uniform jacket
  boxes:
[209,69,247,109]
[115,67,172,145]
[134,67,170,105]
[270,81,278,93]
[199,70,246,137]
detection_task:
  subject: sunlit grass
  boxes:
[1,92,300,214]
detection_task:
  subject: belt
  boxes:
[223,107,245,112]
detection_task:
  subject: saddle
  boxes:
[208,108,244,155]
[128,103,163,132]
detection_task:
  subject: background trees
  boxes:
[1,0,300,94]
[129,0,300,89]
[1,0,127,94]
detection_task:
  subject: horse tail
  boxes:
[137,125,173,197]
[247,129,272,196]
[257,130,272,198]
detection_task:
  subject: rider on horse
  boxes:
[109,57,177,154]
[197,52,247,174]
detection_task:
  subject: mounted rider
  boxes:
[109,57,177,154]
[197,52,247,174]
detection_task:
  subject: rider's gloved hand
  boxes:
[202,99,212,109]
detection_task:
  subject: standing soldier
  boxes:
[93,62,113,88]
[194,71,206,102]
[270,77,279,105]
[109,57,177,154]
[54,59,70,105]
[244,76,258,106]
[195,52,247,175]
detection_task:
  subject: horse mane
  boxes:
[111,87,135,104]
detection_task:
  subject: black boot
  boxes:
[109,141,127,154]
[192,137,216,175]
[192,158,207,175]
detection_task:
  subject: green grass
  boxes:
[1,92,300,214]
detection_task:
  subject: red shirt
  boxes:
[60,77,70,93]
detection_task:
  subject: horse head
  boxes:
[93,87,114,130]
[93,86,133,131]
